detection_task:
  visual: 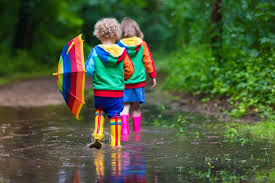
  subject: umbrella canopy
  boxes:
[54,35,85,119]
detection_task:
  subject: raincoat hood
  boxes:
[95,44,126,66]
[117,37,143,57]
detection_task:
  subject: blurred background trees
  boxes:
[0,0,274,119]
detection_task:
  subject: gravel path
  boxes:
[0,77,64,107]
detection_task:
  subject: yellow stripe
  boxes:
[67,41,75,55]
[75,102,83,120]
[79,34,85,71]
[82,73,85,104]
[79,35,86,104]
[110,119,121,123]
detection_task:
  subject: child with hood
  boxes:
[117,18,157,135]
[85,18,134,148]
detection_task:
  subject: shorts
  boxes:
[94,96,123,117]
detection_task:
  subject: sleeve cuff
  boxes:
[149,72,156,79]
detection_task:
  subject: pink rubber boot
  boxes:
[132,112,142,132]
[121,115,129,135]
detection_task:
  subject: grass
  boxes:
[238,120,275,141]
[222,120,275,143]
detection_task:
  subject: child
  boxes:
[117,18,157,135]
[85,18,134,148]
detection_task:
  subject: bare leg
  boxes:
[121,102,130,115]
[131,102,141,117]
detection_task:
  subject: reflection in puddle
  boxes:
[0,105,274,183]
[72,170,81,183]
[94,149,105,182]
[91,134,147,183]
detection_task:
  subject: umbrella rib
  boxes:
[63,90,85,103]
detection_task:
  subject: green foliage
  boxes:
[239,121,275,141]
[164,46,215,93]
[161,0,213,47]
[0,50,38,76]
[162,0,275,119]
[169,115,188,135]
[255,170,275,183]
[163,45,274,119]
[223,126,238,139]
[223,121,275,143]
[0,0,83,75]
[0,49,54,85]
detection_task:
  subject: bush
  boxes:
[164,46,215,93]
[162,45,275,120]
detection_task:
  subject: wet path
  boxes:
[0,93,275,182]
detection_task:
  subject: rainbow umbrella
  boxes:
[53,35,86,119]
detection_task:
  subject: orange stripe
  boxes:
[76,72,83,101]
[71,75,82,117]
[75,35,84,72]
[142,41,156,74]
[72,101,81,119]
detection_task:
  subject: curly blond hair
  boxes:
[93,18,121,41]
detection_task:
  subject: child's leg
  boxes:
[88,107,106,149]
[120,102,130,135]
[110,115,122,147]
[131,102,142,132]
[121,102,130,115]
[131,102,141,117]
[93,108,105,141]
[104,97,123,147]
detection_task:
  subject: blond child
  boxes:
[85,18,134,148]
[117,18,157,135]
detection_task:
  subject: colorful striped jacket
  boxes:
[85,44,134,97]
[117,37,156,89]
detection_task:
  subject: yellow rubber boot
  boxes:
[93,108,105,141]
[110,116,121,147]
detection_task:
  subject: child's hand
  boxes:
[151,78,157,88]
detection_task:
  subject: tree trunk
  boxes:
[13,0,35,51]
[211,0,222,61]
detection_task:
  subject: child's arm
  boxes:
[142,41,157,87]
[85,49,95,76]
[123,53,134,81]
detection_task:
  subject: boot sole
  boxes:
[87,139,102,149]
